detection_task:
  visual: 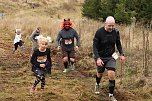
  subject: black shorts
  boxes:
[61,48,75,58]
[14,41,24,50]
[96,57,116,73]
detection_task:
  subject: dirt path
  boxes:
[0,37,140,101]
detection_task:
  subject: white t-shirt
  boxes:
[14,33,22,44]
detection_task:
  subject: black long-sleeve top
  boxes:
[30,48,52,68]
[56,28,80,50]
[93,27,124,59]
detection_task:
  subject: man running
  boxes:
[93,16,125,101]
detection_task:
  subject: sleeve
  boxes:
[93,30,100,59]
[30,50,40,67]
[47,48,52,66]
[74,30,80,47]
[56,32,62,47]
[30,31,35,42]
[116,30,124,56]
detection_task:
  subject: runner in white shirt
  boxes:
[13,29,24,54]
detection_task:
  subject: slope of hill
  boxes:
[0,0,152,101]
[0,0,83,19]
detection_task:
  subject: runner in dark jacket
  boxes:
[93,16,125,101]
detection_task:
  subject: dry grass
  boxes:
[0,0,152,101]
[1,15,152,100]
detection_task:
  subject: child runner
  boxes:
[13,29,24,54]
[30,27,41,53]
[30,36,52,94]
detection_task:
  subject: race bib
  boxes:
[65,39,72,45]
[112,52,119,60]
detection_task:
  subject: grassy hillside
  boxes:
[0,0,152,101]
[0,0,83,18]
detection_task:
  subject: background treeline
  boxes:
[82,0,152,24]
